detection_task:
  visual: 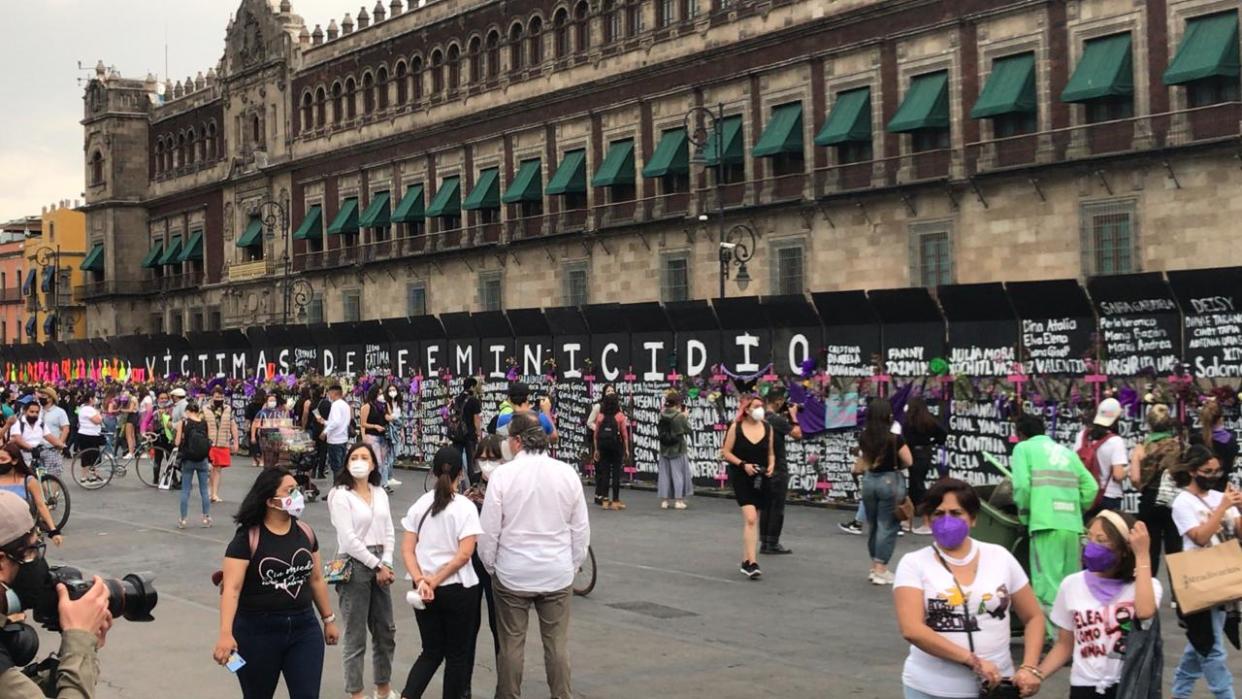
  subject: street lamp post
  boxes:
[685,103,726,245]
[718,224,755,300]
[257,199,313,325]
[32,246,62,341]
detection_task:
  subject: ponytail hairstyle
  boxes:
[1173,444,1217,488]
[1201,401,1223,447]
[431,445,464,516]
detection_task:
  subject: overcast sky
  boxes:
[0,0,360,221]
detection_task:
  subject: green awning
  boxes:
[1164,11,1240,85]
[292,205,323,240]
[358,191,391,227]
[971,53,1037,119]
[236,216,264,248]
[591,140,635,187]
[158,235,183,265]
[426,177,461,218]
[642,128,689,178]
[326,197,359,235]
[888,71,949,133]
[140,240,164,269]
[391,185,425,222]
[546,150,587,195]
[79,243,104,272]
[501,160,543,204]
[178,230,203,262]
[753,102,804,157]
[1062,33,1133,102]
[815,87,872,146]
[462,169,500,210]
[702,115,743,166]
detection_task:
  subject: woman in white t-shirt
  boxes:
[399,445,484,699]
[1168,444,1242,699]
[894,479,1045,699]
[1075,398,1130,514]
[1036,510,1161,698]
[75,394,107,480]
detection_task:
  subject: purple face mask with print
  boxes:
[931,516,970,550]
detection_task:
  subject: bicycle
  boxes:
[70,432,175,490]
[573,545,597,597]
[29,449,70,532]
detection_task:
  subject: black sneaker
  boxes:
[739,561,752,578]
[767,543,793,555]
[838,520,864,535]
[748,561,763,579]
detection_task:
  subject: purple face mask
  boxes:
[931,515,970,550]
[1082,541,1118,573]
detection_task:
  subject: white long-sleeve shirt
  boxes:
[326,485,395,570]
[478,450,591,593]
[324,398,351,445]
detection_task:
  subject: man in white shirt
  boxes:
[36,387,69,476]
[9,399,44,467]
[479,411,590,699]
[168,387,188,433]
[320,384,352,476]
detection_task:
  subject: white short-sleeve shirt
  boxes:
[401,492,483,588]
[1172,490,1240,551]
[894,541,1030,698]
[1050,571,1162,690]
[1075,430,1129,499]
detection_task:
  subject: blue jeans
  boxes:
[233,608,325,699]
[326,443,346,477]
[904,687,957,699]
[861,471,905,565]
[179,458,210,520]
[1173,606,1236,699]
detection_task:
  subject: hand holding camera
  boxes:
[56,576,112,648]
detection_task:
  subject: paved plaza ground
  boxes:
[30,460,1242,698]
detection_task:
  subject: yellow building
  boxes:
[24,201,88,342]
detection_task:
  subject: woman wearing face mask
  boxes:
[856,399,914,585]
[585,384,617,435]
[465,435,505,666]
[1035,511,1159,698]
[592,391,630,510]
[0,443,62,547]
[400,445,484,699]
[252,391,289,470]
[327,444,397,699]
[174,402,213,529]
[1194,401,1238,491]
[204,387,238,504]
[720,394,775,580]
[214,468,340,698]
[384,386,403,485]
[74,393,106,484]
[894,479,1045,699]
[246,390,267,468]
[1168,444,1242,698]
[360,386,393,490]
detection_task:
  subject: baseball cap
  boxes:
[170,388,187,398]
[0,491,35,549]
[508,382,531,401]
[1093,398,1123,427]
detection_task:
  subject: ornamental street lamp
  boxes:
[685,103,726,244]
[257,198,313,324]
[719,223,755,300]
[31,245,63,340]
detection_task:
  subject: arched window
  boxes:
[207,122,217,159]
[412,56,425,99]
[362,72,375,114]
[486,30,501,78]
[301,92,314,131]
[430,50,443,93]
[447,45,460,90]
[529,16,544,65]
[163,136,173,171]
[395,62,408,105]
[603,0,619,43]
[376,66,389,109]
[251,115,262,146]
[199,125,208,160]
[509,23,524,72]
[186,128,197,164]
[332,82,344,124]
[627,0,643,35]
[468,36,482,84]
[553,9,568,58]
[154,140,164,175]
[315,87,327,127]
[574,2,590,53]
[92,150,104,183]
[345,77,357,119]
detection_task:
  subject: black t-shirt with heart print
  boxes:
[225,519,320,613]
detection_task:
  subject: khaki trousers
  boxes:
[492,578,573,699]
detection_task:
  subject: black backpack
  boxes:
[447,393,472,442]
[657,415,680,448]
[182,420,211,461]
[597,412,622,452]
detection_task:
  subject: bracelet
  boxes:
[1018,664,1045,681]
[320,613,336,624]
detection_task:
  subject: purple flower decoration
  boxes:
[799,357,817,379]
[505,366,520,382]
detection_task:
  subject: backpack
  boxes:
[212,520,316,590]
[1139,436,1182,491]
[447,393,473,443]
[1076,432,1114,510]
[657,415,681,449]
[597,412,623,452]
[182,419,211,461]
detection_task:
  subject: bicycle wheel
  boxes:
[70,449,115,490]
[424,468,435,492]
[41,475,70,532]
[136,446,173,488]
[573,545,597,597]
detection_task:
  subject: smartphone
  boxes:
[226,653,247,673]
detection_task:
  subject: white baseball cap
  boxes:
[1093,398,1123,427]
[0,491,35,549]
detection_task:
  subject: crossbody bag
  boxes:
[932,548,1020,699]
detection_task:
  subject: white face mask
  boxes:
[388,390,398,398]
[479,459,501,480]
[266,400,277,410]
[500,439,516,463]
[276,490,306,518]
[750,407,765,422]
[348,459,371,479]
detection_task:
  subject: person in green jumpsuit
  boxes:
[1010,412,1098,640]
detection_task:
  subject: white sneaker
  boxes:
[372,691,400,699]
[387,478,402,488]
[660,500,670,509]
[868,571,885,585]
[673,501,688,510]
[878,570,895,584]
[912,525,933,536]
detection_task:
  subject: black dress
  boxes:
[727,421,771,508]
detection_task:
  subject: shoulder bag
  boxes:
[932,549,1021,699]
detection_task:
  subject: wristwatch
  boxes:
[321,613,336,624]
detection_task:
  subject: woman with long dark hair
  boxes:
[721,394,775,580]
[1075,398,1128,515]
[245,389,267,467]
[903,397,946,536]
[1196,401,1238,491]
[327,443,397,699]
[399,445,483,698]
[1127,403,1183,575]
[213,467,340,698]
[592,391,630,510]
[360,385,393,489]
[857,399,913,585]
[0,443,62,546]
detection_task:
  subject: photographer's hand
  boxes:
[57,577,112,647]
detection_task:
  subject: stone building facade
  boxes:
[80,0,1242,336]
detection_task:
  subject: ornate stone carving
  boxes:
[240,12,265,67]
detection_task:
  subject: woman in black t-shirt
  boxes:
[856,399,913,586]
[903,397,947,534]
[214,468,340,698]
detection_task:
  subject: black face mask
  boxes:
[0,463,11,476]
[0,622,37,666]
[213,399,224,407]
[24,416,37,425]
[6,554,50,614]
[1196,474,1222,490]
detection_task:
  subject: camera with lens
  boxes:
[32,566,158,631]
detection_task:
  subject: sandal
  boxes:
[210,495,222,503]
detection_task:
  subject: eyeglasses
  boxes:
[1,530,45,564]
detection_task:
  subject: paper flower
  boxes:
[928,357,949,376]
[799,357,817,379]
